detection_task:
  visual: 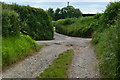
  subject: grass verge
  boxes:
[37,49,74,78]
[2,35,43,68]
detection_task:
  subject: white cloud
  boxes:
[1,0,119,13]
[1,0,114,2]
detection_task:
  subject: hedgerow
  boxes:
[2,3,53,40]
[54,17,97,38]
[92,1,120,78]
[2,9,20,37]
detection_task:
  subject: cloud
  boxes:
[1,0,116,13]
[1,0,112,3]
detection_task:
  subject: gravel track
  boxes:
[2,32,100,78]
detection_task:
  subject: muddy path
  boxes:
[2,32,100,78]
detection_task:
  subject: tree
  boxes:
[74,8,82,18]
[47,8,54,20]
[54,8,61,21]
[53,6,82,21]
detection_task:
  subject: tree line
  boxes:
[46,6,82,21]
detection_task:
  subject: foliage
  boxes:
[95,26,119,78]
[53,18,77,26]
[46,8,54,20]
[2,3,54,40]
[92,1,120,78]
[2,9,20,37]
[93,13,103,19]
[12,4,53,40]
[54,17,97,38]
[101,1,120,27]
[2,35,43,68]
[53,6,82,21]
[37,49,74,78]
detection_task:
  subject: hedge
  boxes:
[2,3,54,40]
[2,9,20,37]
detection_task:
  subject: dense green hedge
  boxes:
[92,1,120,78]
[2,3,53,40]
[54,17,97,38]
[11,4,53,40]
[101,2,120,27]
[2,9,20,37]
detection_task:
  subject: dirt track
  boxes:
[3,32,100,78]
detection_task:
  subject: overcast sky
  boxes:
[1,0,119,14]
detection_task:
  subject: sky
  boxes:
[1,0,119,14]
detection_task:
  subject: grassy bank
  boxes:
[2,35,43,68]
[37,49,74,78]
[53,17,97,38]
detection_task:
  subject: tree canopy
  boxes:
[47,6,82,21]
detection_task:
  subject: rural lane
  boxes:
[2,32,100,78]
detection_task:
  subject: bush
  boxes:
[11,4,53,40]
[2,9,20,37]
[54,17,97,38]
[100,1,120,28]
[92,1,120,78]
[95,26,119,78]
[2,3,54,40]
[93,13,103,19]
[53,18,77,26]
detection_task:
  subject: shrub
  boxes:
[2,9,20,37]
[95,26,119,78]
[92,1,120,78]
[2,3,54,40]
[93,13,103,19]
[101,1,120,28]
[54,17,97,38]
[11,4,54,40]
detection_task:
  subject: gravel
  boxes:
[2,32,100,78]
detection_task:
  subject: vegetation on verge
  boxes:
[2,35,43,68]
[1,2,47,68]
[53,17,97,38]
[53,1,120,78]
[37,49,74,78]
[92,2,120,78]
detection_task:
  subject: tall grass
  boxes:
[94,26,119,78]
[2,35,43,68]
